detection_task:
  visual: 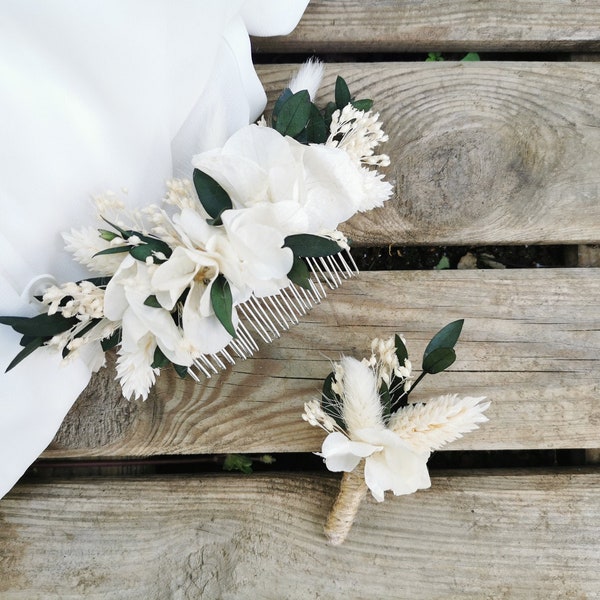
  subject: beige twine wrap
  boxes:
[324,461,368,545]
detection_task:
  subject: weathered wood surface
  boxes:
[2,470,600,599]
[252,0,600,53]
[257,62,600,246]
[46,269,600,459]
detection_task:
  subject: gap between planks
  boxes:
[252,0,600,53]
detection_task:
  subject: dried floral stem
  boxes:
[324,462,367,545]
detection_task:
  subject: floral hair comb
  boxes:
[303,321,490,545]
[0,61,393,400]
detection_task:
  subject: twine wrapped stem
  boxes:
[324,461,367,545]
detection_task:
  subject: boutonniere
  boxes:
[0,60,393,400]
[303,320,490,544]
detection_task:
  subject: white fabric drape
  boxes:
[0,0,308,499]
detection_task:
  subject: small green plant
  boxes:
[425,52,480,62]
[222,454,276,474]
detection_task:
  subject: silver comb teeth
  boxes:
[188,249,357,379]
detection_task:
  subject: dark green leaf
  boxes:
[283,234,341,258]
[274,90,311,138]
[144,295,162,308]
[287,257,311,290]
[461,52,480,62]
[93,245,130,257]
[82,277,112,288]
[423,319,464,358]
[210,274,236,338]
[394,334,409,363]
[5,337,45,372]
[193,168,232,222]
[151,346,169,369]
[272,87,293,124]
[335,76,351,109]
[379,380,391,422]
[0,313,78,338]
[101,329,121,352]
[323,101,337,129]
[321,372,346,430]
[173,364,188,379]
[423,347,456,374]
[129,244,155,262]
[352,99,373,112]
[135,234,172,258]
[305,104,328,144]
[100,217,135,240]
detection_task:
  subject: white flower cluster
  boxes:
[305,339,490,503]
[47,64,394,401]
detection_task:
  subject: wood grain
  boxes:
[2,470,600,599]
[252,0,600,53]
[257,62,600,246]
[45,269,600,459]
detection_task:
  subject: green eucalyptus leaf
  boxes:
[423,319,464,358]
[323,101,337,129]
[5,336,45,372]
[93,246,130,257]
[144,295,162,308]
[101,329,121,352]
[0,313,78,338]
[321,372,346,430]
[272,87,293,124]
[210,274,236,338]
[379,380,391,422]
[129,244,154,262]
[173,364,188,379]
[100,217,135,240]
[287,257,311,290]
[394,334,409,363]
[283,234,341,258]
[422,347,456,374]
[274,90,311,138]
[305,104,328,144]
[335,76,351,109]
[193,168,232,221]
[151,346,169,369]
[352,99,373,112]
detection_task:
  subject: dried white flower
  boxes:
[390,394,491,453]
[288,58,324,100]
[327,104,390,168]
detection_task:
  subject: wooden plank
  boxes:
[45,269,600,459]
[257,62,600,246]
[2,470,600,599]
[252,0,600,53]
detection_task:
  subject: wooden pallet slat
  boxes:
[258,62,600,246]
[2,471,599,599]
[252,0,600,53]
[45,269,600,459]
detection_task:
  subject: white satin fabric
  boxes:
[0,0,308,499]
